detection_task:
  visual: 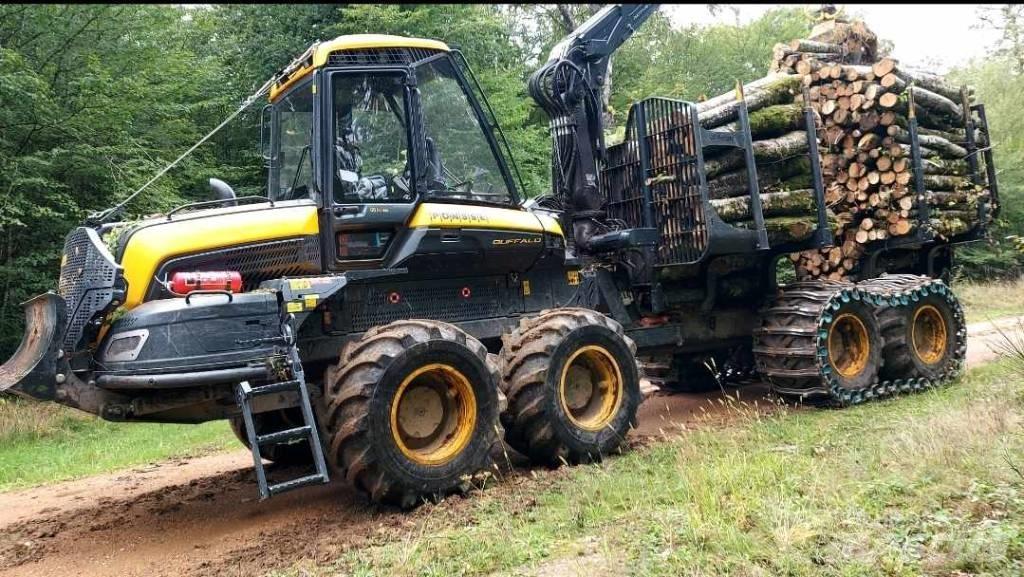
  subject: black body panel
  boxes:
[97,292,282,377]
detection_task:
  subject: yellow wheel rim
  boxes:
[828,313,871,378]
[559,345,623,431]
[390,363,476,466]
[912,305,948,365]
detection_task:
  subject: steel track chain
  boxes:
[754,274,967,406]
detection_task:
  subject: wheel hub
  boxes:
[559,346,623,431]
[828,313,871,378]
[391,364,476,466]
[912,305,948,365]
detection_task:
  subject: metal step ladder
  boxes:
[235,341,329,499]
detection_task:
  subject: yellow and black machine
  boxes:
[1,6,996,506]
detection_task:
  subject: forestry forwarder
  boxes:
[0,5,997,505]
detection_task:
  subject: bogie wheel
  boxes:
[879,292,962,380]
[823,300,883,391]
[322,320,503,508]
[499,308,641,466]
[230,408,314,465]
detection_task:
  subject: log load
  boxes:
[641,14,994,280]
[764,16,995,280]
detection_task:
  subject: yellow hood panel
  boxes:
[120,202,319,308]
[407,203,564,237]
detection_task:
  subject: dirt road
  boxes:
[1,316,1020,577]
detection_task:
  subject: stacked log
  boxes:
[691,74,833,245]
[652,15,993,273]
[765,17,994,280]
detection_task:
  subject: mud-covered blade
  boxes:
[0,292,65,400]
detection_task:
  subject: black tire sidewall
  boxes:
[367,340,499,494]
[825,300,882,391]
[544,325,640,457]
[904,294,958,379]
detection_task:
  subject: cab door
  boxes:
[321,68,418,271]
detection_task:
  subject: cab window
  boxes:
[274,82,315,201]
[415,58,512,205]
[331,72,414,204]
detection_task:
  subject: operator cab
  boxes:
[265,35,526,269]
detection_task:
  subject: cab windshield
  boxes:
[416,57,511,205]
[329,60,513,206]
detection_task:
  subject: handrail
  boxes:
[165,196,273,220]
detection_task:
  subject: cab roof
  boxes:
[269,34,450,101]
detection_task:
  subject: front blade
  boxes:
[0,292,65,400]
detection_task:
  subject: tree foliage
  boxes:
[947,7,1024,279]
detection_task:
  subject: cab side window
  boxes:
[275,83,314,201]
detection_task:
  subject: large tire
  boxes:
[824,299,884,392]
[322,320,502,508]
[879,292,963,380]
[498,308,641,466]
[230,408,314,466]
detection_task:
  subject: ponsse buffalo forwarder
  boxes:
[1,5,998,506]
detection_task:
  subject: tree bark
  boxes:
[714,103,805,138]
[711,189,818,221]
[698,75,802,128]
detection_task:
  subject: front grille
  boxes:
[326,47,440,68]
[58,227,123,350]
[149,236,322,300]
[348,278,505,333]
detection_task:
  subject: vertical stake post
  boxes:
[735,80,768,250]
[906,84,931,237]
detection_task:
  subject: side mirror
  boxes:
[209,178,237,206]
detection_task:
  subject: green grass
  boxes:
[0,398,236,491]
[277,360,1024,577]
[955,277,1024,324]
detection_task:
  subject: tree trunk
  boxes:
[714,103,806,138]
[734,215,832,244]
[789,39,844,53]
[698,75,802,128]
[922,174,970,190]
[703,130,810,178]
[921,158,969,176]
[711,189,819,221]
[910,85,962,119]
[706,156,811,199]
[886,126,968,158]
[695,74,797,113]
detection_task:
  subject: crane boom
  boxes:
[528,3,658,252]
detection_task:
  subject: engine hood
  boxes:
[115,200,320,308]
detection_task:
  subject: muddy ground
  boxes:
[1,317,1019,577]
